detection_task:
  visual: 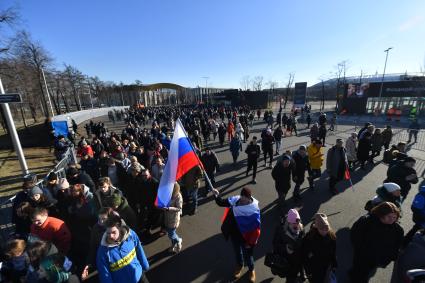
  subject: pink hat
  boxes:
[55,178,70,191]
[287,209,301,224]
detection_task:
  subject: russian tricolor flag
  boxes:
[155,119,203,208]
[222,196,261,246]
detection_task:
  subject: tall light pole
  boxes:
[378,47,393,111]
[41,68,55,117]
[202,76,209,104]
[86,76,94,109]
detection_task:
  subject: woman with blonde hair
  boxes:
[162,182,183,253]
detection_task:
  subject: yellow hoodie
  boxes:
[307,144,324,169]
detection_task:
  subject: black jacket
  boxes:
[350,214,404,267]
[245,143,261,162]
[357,137,371,161]
[385,163,418,194]
[215,196,244,243]
[302,228,337,276]
[272,160,295,191]
[292,151,310,178]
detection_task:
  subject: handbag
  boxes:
[264,252,289,276]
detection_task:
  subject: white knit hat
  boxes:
[383,182,401,193]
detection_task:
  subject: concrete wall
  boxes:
[51,106,129,125]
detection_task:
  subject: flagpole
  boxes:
[176,118,215,191]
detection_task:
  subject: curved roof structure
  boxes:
[140,83,185,91]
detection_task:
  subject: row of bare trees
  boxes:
[0,6,124,128]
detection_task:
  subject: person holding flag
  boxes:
[155,118,208,216]
[326,138,348,195]
[211,187,261,283]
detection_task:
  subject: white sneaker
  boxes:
[176,238,183,253]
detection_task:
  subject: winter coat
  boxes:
[291,150,310,179]
[391,231,425,283]
[345,136,357,162]
[261,134,275,151]
[357,137,371,162]
[180,165,203,190]
[307,144,324,170]
[164,192,183,229]
[385,163,418,195]
[273,128,284,141]
[30,217,72,255]
[201,152,219,174]
[272,160,295,193]
[411,186,425,227]
[229,138,242,156]
[96,226,149,283]
[302,228,337,280]
[326,146,347,179]
[310,125,319,140]
[382,128,393,144]
[80,158,100,181]
[371,133,384,152]
[245,143,261,162]
[94,186,123,210]
[138,177,159,208]
[273,221,305,276]
[350,214,403,267]
[115,197,138,230]
[87,222,106,266]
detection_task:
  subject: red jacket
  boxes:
[77,145,94,157]
[31,217,72,254]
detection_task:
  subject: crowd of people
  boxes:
[0,104,423,283]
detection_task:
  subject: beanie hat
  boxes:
[47,172,58,181]
[383,182,401,193]
[81,140,88,146]
[55,178,70,191]
[110,194,122,208]
[282,155,291,161]
[299,145,306,151]
[314,213,330,230]
[287,209,300,224]
[29,186,43,197]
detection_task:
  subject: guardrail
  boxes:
[0,145,77,241]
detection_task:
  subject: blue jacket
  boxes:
[96,227,149,283]
[412,186,425,228]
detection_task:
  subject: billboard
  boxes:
[293,82,307,107]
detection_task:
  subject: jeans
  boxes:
[275,140,281,154]
[166,228,181,245]
[187,188,199,212]
[264,148,273,165]
[231,237,254,271]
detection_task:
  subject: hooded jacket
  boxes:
[371,185,402,208]
[94,186,123,210]
[307,144,324,170]
[96,226,149,283]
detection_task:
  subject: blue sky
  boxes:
[3,0,425,88]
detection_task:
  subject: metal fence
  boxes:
[0,146,76,241]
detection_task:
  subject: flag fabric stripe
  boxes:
[234,214,261,233]
[156,119,202,208]
[176,150,200,180]
[177,138,193,159]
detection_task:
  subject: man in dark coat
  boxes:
[201,147,220,187]
[66,167,96,192]
[326,139,348,195]
[357,131,372,169]
[261,128,275,168]
[291,145,310,200]
[272,155,295,208]
[245,136,261,184]
[385,156,418,200]
[138,169,160,235]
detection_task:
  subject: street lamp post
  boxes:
[202,76,209,104]
[378,47,393,112]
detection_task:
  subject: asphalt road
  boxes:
[96,115,424,283]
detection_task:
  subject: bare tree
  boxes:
[252,76,264,91]
[283,72,295,109]
[0,6,19,54]
[63,64,84,111]
[334,60,349,108]
[240,75,251,91]
[12,31,54,117]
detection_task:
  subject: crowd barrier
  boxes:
[0,145,77,242]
